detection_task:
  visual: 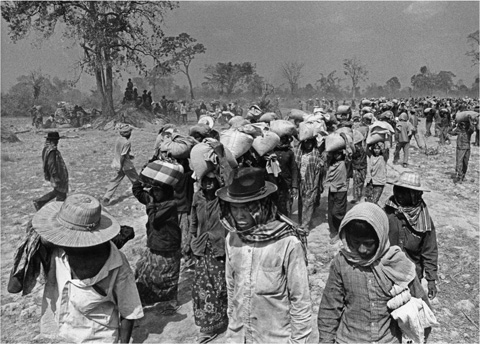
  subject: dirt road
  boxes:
[1,117,478,343]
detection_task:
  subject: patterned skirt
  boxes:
[135,248,181,306]
[192,241,228,334]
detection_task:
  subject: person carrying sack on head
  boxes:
[33,194,144,343]
[217,167,312,344]
[33,132,69,211]
[103,124,139,206]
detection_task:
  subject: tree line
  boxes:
[2,2,478,118]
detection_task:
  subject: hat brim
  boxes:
[387,181,431,192]
[32,202,121,247]
[216,181,278,203]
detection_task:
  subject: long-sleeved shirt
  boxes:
[273,147,299,189]
[225,232,312,343]
[385,205,438,281]
[395,120,414,143]
[317,253,428,344]
[326,160,347,192]
[42,144,69,193]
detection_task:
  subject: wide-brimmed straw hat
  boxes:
[32,194,120,247]
[216,167,277,203]
[387,171,430,192]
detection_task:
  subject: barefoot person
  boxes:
[34,132,69,211]
[33,194,143,343]
[218,167,312,343]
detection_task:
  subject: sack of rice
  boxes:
[229,116,250,128]
[353,130,365,144]
[269,120,297,138]
[190,140,238,180]
[140,160,184,187]
[298,120,328,141]
[287,108,309,121]
[161,133,197,159]
[370,121,395,134]
[259,112,279,123]
[237,124,264,138]
[220,129,254,158]
[335,126,353,138]
[455,111,479,123]
[189,123,211,138]
[252,130,281,156]
[366,132,386,145]
[325,132,347,152]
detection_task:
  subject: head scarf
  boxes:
[339,203,416,294]
[384,195,432,233]
[220,196,307,260]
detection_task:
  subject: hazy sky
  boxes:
[1,1,479,94]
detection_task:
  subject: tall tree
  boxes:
[203,62,255,96]
[410,66,434,95]
[2,1,180,118]
[343,57,368,99]
[316,71,343,99]
[466,30,479,66]
[157,33,206,100]
[433,71,456,95]
[281,61,305,95]
[385,76,401,96]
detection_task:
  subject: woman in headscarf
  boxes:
[183,172,229,343]
[217,167,312,344]
[318,202,433,343]
[384,171,438,299]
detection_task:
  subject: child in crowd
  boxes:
[365,142,387,204]
[132,175,182,315]
[325,149,348,243]
[449,120,475,183]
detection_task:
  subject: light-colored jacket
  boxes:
[225,232,312,344]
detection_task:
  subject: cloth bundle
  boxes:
[160,133,196,159]
[140,160,184,187]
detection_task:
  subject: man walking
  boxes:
[33,132,69,210]
[103,124,139,205]
[217,167,312,343]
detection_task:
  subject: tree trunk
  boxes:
[186,69,195,100]
[104,63,115,118]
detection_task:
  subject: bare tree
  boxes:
[343,57,368,99]
[466,30,479,66]
[281,61,305,95]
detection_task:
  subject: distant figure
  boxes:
[161,95,168,114]
[133,88,138,103]
[33,132,69,210]
[127,78,133,90]
[102,124,138,206]
[180,100,188,124]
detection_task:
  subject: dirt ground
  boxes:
[1,115,479,343]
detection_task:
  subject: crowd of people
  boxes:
[11,94,479,343]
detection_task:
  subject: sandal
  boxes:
[160,305,181,316]
[196,332,218,344]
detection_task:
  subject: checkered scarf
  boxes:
[384,196,432,233]
[220,197,307,260]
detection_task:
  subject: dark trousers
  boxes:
[365,182,384,204]
[438,126,449,144]
[34,189,67,210]
[425,121,433,137]
[475,130,479,146]
[456,148,470,180]
[327,191,347,237]
[393,141,410,164]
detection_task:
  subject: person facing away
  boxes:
[449,120,475,183]
[34,193,143,343]
[318,202,434,344]
[393,112,414,168]
[33,132,69,211]
[102,124,139,206]
[384,171,439,300]
[217,167,312,343]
